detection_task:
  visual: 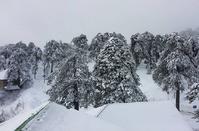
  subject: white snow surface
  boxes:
[98,101,193,131]
[0,69,7,79]
[137,64,170,101]
[0,102,48,131]
[0,64,50,128]
[22,103,125,131]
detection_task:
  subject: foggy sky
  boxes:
[0,0,199,47]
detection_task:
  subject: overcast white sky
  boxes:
[0,0,199,47]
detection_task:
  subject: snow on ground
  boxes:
[98,101,193,131]
[87,60,95,72]
[82,105,106,117]
[137,64,199,130]
[0,102,48,131]
[0,63,50,124]
[0,69,7,79]
[137,64,170,101]
[21,103,125,131]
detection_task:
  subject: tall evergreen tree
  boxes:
[153,33,199,110]
[89,32,126,61]
[187,83,199,121]
[72,34,89,51]
[0,55,6,70]
[47,51,93,110]
[30,47,42,79]
[7,48,31,89]
[93,37,147,107]
[43,40,60,80]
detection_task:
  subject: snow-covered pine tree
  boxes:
[153,33,199,110]
[47,49,93,110]
[187,83,199,121]
[30,47,42,79]
[130,33,144,67]
[131,32,160,73]
[7,48,31,89]
[27,42,36,56]
[43,40,60,80]
[0,55,6,70]
[72,34,89,51]
[93,37,147,107]
[89,32,126,61]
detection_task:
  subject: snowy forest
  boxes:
[0,29,199,130]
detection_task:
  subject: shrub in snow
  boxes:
[153,33,199,110]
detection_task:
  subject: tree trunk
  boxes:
[43,64,46,83]
[73,56,79,110]
[74,84,79,110]
[51,62,54,73]
[175,82,180,111]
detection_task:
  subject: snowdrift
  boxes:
[98,101,192,131]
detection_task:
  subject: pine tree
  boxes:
[93,37,147,107]
[131,32,160,73]
[47,49,93,110]
[0,55,6,70]
[30,47,42,79]
[130,33,144,67]
[7,48,31,89]
[187,83,199,121]
[72,34,89,51]
[89,32,126,61]
[153,33,199,110]
[43,40,60,80]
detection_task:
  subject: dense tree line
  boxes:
[1,30,199,121]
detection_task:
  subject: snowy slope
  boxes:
[0,102,48,131]
[137,64,199,130]
[98,101,192,131]
[21,103,125,131]
[0,69,7,79]
[0,63,50,124]
[137,64,170,101]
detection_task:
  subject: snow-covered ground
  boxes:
[137,64,171,101]
[0,64,50,125]
[137,64,199,131]
[21,103,125,131]
[98,101,192,131]
[0,102,48,131]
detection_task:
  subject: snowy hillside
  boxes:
[0,64,50,123]
[19,103,125,131]
[98,101,192,131]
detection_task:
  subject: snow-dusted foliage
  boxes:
[187,83,199,121]
[0,55,6,70]
[130,32,162,73]
[30,47,42,79]
[47,49,93,110]
[153,33,199,93]
[43,40,60,79]
[93,37,147,107]
[7,47,31,88]
[89,32,125,60]
[72,34,89,51]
